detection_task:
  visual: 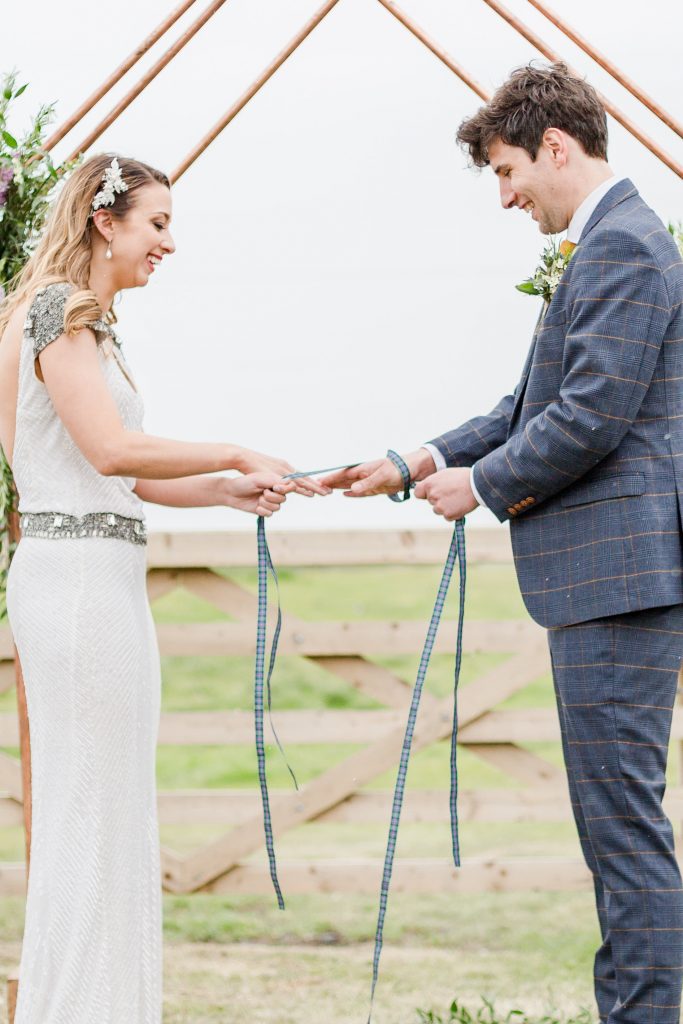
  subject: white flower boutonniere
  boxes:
[516,238,577,304]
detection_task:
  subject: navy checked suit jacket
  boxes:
[429,179,683,628]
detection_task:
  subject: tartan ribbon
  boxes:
[255,461,362,909]
[253,453,467,1019]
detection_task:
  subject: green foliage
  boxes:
[0,70,78,620]
[668,220,683,259]
[416,999,594,1024]
[515,237,575,303]
[0,70,66,285]
[0,448,17,619]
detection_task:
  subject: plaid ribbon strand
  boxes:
[254,462,361,908]
[367,452,466,1020]
[253,455,467,1022]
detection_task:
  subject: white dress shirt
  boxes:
[422,172,625,509]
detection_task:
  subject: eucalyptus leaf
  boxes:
[0,70,67,619]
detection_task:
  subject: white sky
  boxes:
[2,0,682,533]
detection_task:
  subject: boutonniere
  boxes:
[516,238,577,304]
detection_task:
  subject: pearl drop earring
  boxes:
[105,240,113,260]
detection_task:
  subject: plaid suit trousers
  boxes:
[548,604,683,1024]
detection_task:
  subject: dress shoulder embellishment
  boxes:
[23,283,121,355]
[24,282,72,358]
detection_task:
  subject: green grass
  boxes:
[0,560,622,1019]
[415,1002,594,1024]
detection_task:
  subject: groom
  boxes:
[323,62,683,1024]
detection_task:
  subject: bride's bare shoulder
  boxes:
[0,299,31,345]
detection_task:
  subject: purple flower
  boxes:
[0,165,14,208]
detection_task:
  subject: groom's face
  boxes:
[488,137,569,236]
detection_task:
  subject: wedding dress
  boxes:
[6,282,163,1023]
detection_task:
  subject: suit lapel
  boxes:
[509,304,546,430]
[508,180,639,435]
[579,178,638,243]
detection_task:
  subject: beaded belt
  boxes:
[20,511,147,546]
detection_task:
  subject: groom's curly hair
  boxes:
[457,61,608,166]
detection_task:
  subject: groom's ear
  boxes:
[541,128,569,169]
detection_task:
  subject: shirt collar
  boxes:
[566,173,627,244]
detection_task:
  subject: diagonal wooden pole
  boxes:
[375,0,490,101]
[66,0,230,163]
[170,0,343,183]
[526,0,683,141]
[480,0,683,179]
[43,0,200,152]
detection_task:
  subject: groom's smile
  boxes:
[488,136,570,236]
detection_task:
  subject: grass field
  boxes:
[0,558,649,1021]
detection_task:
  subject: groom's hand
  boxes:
[414,468,479,521]
[320,449,436,497]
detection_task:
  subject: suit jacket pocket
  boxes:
[560,472,645,508]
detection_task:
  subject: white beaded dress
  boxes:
[6,282,163,1023]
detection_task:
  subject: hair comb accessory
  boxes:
[91,158,128,212]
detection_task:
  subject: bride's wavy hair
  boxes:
[0,153,169,340]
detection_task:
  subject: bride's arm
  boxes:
[37,327,327,496]
[133,474,293,516]
[133,475,228,507]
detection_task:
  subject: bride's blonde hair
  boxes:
[0,153,170,339]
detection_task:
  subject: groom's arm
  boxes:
[471,230,671,522]
[425,392,516,469]
[320,390,518,497]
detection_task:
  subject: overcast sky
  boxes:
[2,0,681,533]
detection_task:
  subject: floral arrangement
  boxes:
[0,70,73,619]
[669,221,683,258]
[516,237,576,304]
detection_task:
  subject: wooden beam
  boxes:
[44,0,200,151]
[526,0,683,140]
[2,603,536,668]
[0,796,23,826]
[171,0,343,181]
[150,617,546,658]
[0,857,594,896]
[0,863,28,897]
[480,0,683,180]
[375,0,490,102]
[155,785,579,825]
[144,527,513,569]
[198,856,592,895]
[66,0,230,162]
[314,656,431,711]
[0,660,14,694]
[0,752,23,803]
[470,743,565,786]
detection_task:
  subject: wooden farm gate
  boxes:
[4,525,683,900]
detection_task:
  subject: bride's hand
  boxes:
[233,447,331,497]
[225,472,297,517]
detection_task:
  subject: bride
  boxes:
[0,152,327,1023]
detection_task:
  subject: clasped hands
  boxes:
[233,447,478,522]
[320,449,478,521]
